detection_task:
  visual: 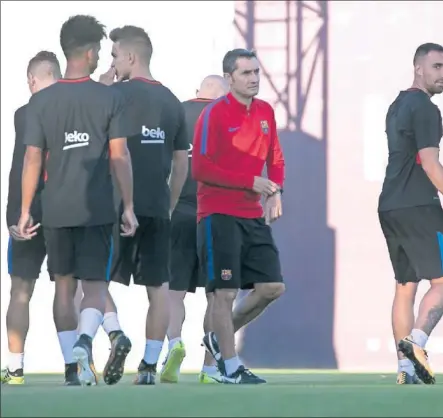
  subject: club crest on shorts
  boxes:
[260,120,269,134]
[221,269,232,281]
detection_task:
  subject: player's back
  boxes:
[176,98,213,215]
[26,77,126,227]
[112,78,185,219]
[378,89,442,212]
[7,105,45,227]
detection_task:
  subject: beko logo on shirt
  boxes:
[141,126,165,144]
[188,143,193,158]
[63,131,90,150]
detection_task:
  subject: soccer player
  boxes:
[160,75,229,384]
[17,15,137,387]
[192,49,286,384]
[99,25,189,386]
[378,43,443,385]
[1,51,63,385]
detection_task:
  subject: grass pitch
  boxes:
[1,370,442,417]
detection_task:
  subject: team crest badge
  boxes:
[260,120,269,134]
[221,269,232,281]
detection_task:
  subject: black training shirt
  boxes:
[111,78,188,219]
[379,89,442,212]
[174,98,213,215]
[6,105,44,227]
[23,77,130,228]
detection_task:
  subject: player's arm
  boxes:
[108,92,134,211]
[169,106,189,214]
[413,102,443,193]
[266,109,285,193]
[192,108,255,189]
[22,99,45,217]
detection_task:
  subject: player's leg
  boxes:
[101,226,132,386]
[1,234,44,385]
[45,227,81,386]
[72,224,114,386]
[134,218,171,385]
[201,215,264,384]
[199,292,223,383]
[161,212,195,383]
[233,219,285,332]
[379,211,420,384]
[397,206,443,384]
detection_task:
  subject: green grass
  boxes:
[2,371,443,417]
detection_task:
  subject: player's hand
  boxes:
[17,213,40,240]
[99,67,124,86]
[252,176,279,196]
[9,225,27,241]
[264,192,282,225]
[120,208,138,237]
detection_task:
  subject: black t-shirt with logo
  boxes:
[378,89,443,212]
[111,78,189,219]
[23,77,130,228]
[174,98,213,215]
[6,105,45,227]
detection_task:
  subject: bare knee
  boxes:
[255,282,285,301]
[214,289,237,307]
[9,277,36,304]
[430,277,443,288]
[147,282,170,303]
[394,282,418,301]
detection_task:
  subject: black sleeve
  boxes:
[23,96,46,149]
[14,106,26,141]
[173,104,189,151]
[412,100,441,150]
[108,89,133,140]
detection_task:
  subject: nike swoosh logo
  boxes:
[228,127,240,132]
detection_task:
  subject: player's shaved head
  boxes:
[197,75,229,100]
[109,25,153,64]
[27,51,62,79]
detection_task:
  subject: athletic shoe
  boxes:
[134,360,156,385]
[398,336,435,384]
[396,371,421,385]
[103,331,132,385]
[160,340,186,383]
[73,334,98,386]
[64,363,81,386]
[1,368,24,385]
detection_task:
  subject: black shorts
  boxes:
[111,216,170,287]
[197,214,283,292]
[44,224,114,281]
[170,211,204,293]
[7,228,46,280]
[379,205,443,283]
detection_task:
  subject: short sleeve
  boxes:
[174,105,189,151]
[412,100,441,150]
[23,96,46,149]
[108,89,134,140]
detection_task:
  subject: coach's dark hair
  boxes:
[413,43,443,65]
[109,25,153,63]
[27,51,62,78]
[60,15,107,59]
[222,49,257,74]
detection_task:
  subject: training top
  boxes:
[192,93,285,221]
[6,105,45,227]
[174,98,213,215]
[23,76,130,228]
[378,88,442,212]
[111,78,189,219]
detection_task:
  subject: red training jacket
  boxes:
[192,92,285,221]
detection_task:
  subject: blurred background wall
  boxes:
[1,1,442,373]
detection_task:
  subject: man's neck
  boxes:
[130,66,155,82]
[231,90,252,109]
[411,79,432,97]
[64,62,90,80]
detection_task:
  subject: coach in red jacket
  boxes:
[192,49,286,384]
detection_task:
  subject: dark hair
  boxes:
[413,43,443,65]
[222,49,257,74]
[109,25,153,62]
[27,50,62,77]
[60,15,107,59]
